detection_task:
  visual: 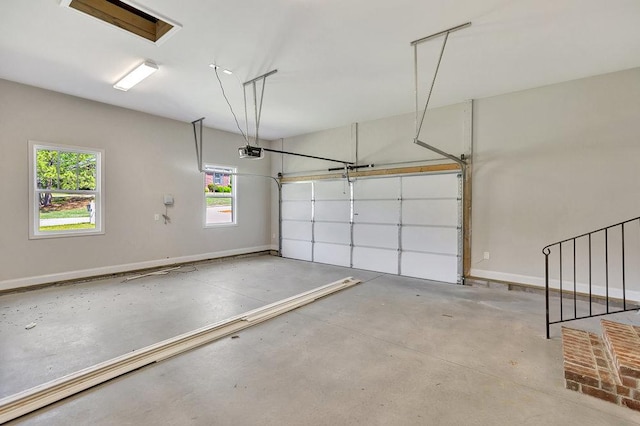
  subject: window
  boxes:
[204,166,236,226]
[29,141,104,238]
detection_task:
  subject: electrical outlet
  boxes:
[154,214,160,221]
[483,251,490,260]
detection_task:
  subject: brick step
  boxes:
[601,319,640,388]
[561,323,640,411]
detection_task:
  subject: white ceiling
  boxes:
[1,0,639,140]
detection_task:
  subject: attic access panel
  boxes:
[61,0,180,44]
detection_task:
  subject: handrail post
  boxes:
[605,228,609,313]
[544,247,551,339]
[622,223,626,310]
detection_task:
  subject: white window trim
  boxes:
[203,165,237,228]
[28,141,105,239]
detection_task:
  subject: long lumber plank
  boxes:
[0,277,361,423]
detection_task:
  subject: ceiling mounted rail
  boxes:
[411,22,471,166]
[192,117,205,172]
[191,117,204,172]
[239,70,353,166]
[243,69,278,146]
[262,147,353,166]
[410,22,471,46]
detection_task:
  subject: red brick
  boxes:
[564,364,599,380]
[623,351,640,360]
[603,320,628,329]
[612,337,638,345]
[565,370,600,388]
[621,376,638,388]
[619,354,640,365]
[565,358,596,370]
[565,361,597,373]
[617,385,631,397]
[615,346,640,356]
[620,366,640,379]
[598,369,615,381]
[563,341,591,350]
[565,350,593,360]
[608,342,636,351]
[581,385,619,404]
[601,381,616,393]
[571,354,597,364]
[621,398,640,412]
[597,367,613,376]
[565,380,580,391]
[617,358,640,369]
[596,357,608,368]
[563,327,587,335]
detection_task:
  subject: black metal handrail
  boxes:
[543,216,640,339]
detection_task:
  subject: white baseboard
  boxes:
[469,268,640,303]
[0,245,273,292]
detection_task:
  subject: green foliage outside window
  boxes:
[36,149,96,206]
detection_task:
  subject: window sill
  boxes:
[29,229,105,240]
[204,223,238,229]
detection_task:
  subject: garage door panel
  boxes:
[402,174,459,198]
[315,181,350,200]
[315,200,350,222]
[354,178,400,199]
[315,222,351,245]
[401,252,457,283]
[402,199,458,226]
[281,221,312,241]
[282,183,312,200]
[314,243,350,267]
[281,201,312,221]
[354,200,399,224]
[402,226,457,255]
[352,247,397,274]
[281,173,460,283]
[282,239,312,261]
[353,224,398,249]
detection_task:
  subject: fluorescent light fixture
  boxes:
[113,61,158,91]
[209,63,233,75]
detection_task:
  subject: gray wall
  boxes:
[472,67,640,296]
[4,66,640,296]
[270,67,640,298]
[0,79,272,290]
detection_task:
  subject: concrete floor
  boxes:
[1,254,640,425]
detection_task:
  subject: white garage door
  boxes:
[280,172,461,283]
[280,182,313,261]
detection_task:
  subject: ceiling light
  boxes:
[113,61,158,91]
[209,64,233,75]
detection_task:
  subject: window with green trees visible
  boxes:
[204,166,236,226]
[29,141,104,238]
